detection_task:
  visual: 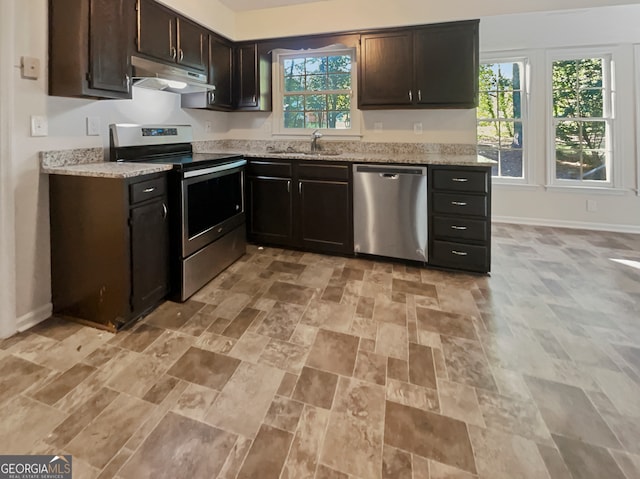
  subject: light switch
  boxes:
[374,122,383,132]
[86,116,101,136]
[413,122,423,135]
[30,115,48,137]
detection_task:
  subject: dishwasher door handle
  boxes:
[380,173,398,179]
[355,165,426,176]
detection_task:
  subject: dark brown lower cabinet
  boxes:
[428,165,492,273]
[246,159,353,255]
[247,176,294,245]
[49,172,169,330]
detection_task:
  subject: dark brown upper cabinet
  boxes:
[234,42,272,111]
[359,20,479,109]
[136,0,208,73]
[208,34,234,110]
[49,0,135,99]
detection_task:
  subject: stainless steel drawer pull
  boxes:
[451,201,467,206]
[287,180,290,193]
[162,203,168,219]
[451,225,468,230]
[452,178,468,182]
[143,187,156,193]
[451,250,468,256]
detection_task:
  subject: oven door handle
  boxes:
[183,159,247,179]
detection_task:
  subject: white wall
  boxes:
[480,6,640,232]
[234,0,640,40]
[160,0,236,38]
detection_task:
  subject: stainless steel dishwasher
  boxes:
[353,164,428,262]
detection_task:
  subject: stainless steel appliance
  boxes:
[353,164,428,262]
[131,55,216,96]
[110,124,246,301]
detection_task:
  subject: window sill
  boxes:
[544,185,628,195]
[272,131,363,139]
[492,181,540,191]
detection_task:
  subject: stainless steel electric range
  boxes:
[110,124,246,301]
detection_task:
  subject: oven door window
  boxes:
[186,170,243,239]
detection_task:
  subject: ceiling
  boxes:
[218,0,327,11]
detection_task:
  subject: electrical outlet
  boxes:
[413,122,423,134]
[86,116,101,136]
[30,115,48,137]
[586,199,598,212]
[374,122,383,132]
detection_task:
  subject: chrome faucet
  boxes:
[311,129,323,152]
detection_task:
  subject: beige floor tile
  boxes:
[205,361,284,437]
[172,383,219,421]
[120,412,236,478]
[438,379,485,427]
[167,346,240,390]
[281,405,330,479]
[386,378,439,412]
[385,400,476,474]
[264,395,305,432]
[376,322,409,360]
[237,424,294,479]
[382,445,412,479]
[259,338,309,373]
[293,366,339,409]
[553,434,626,479]
[307,329,359,376]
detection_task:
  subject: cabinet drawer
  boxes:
[431,240,488,272]
[248,160,292,178]
[432,169,488,193]
[433,216,488,242]
[130,176,167,205]
[433,193,487,217]
[298,162,350,180]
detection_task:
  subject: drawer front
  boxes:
[248,160,292,178]
[433,193,487,217]
[433,216,488,242]
[130,176,166,205]
[431,240,489,272]
[298,162,350,180]
[432,169,488,193]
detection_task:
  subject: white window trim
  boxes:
[271,46,362,138]
[635,44,640,196]
[545,45,621,191]
[478,50,533,185]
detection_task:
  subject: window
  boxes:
[477,60,527,179]
[274,48,358,135]
[551,55,612,184]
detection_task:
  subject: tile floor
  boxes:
[1,223,640,478]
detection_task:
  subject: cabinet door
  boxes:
[89,0,133,95]
[130,198,170,314]
[414,22,478,108]
[137,0,176,63]
[359,32,413,108]
[177,17,207,72]
[235,43,259,109]
[209,35,234,110]
[298,180,352,254]
[247,176,293,245]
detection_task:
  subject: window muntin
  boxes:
[279,51,355,131]
[552,57,611,183]
[477,61,526,179]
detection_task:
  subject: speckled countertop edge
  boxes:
[41,162,173,179]
[40,147,104,168]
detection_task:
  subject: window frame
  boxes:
[272,46,362,137]
[477,51,532,185]
[546,46,619,190]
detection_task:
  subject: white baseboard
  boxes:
[17,303,52,332]
[493,216,640,234]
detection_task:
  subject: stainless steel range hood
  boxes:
[131,55,215,94]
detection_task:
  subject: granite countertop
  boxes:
[40,140,493,179]
[41,162,174,178]
[203,149,491,167]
